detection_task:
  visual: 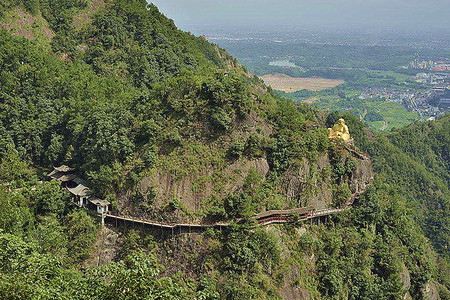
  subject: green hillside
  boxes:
[0,0,448,299]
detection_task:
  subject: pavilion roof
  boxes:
[88,196,110,207]
[66,182,93,197]
[48,171,76,182]
[54,165,73,172]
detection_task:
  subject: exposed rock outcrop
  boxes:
[424,281,442,300]
[85,227,119,267]
[281,148,374,209]
[117,157,270,222]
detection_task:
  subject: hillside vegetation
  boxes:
[0,0,448,299]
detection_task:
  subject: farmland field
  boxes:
[260,73,344,92]
[310,96,420,131]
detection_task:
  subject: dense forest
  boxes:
[0,0,448,299]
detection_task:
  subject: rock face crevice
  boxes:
[282,157,331,209]
[147,157,269,210]
[85,227,119,268]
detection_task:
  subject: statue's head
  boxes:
[338,118,345,125]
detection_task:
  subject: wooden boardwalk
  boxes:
[44,165,366,231]
[104,206,348,231]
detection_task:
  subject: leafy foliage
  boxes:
[0,0,448,298]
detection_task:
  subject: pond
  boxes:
[269,59,297,68]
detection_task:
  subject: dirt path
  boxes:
[360,109,368,121]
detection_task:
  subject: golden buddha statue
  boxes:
[328,118,351,142]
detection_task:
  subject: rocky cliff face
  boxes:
[135,157,270,221]
[280,146,374,211]
[116,141,374,222]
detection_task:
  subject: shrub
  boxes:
[245,133,263,158]
[211,108,232,131]
[142,146,157,168]
[333,182,352,207]
[228,141,245,159]
[224,193,254,218]
[206,205,227,221]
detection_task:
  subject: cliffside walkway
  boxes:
[104,207,348,231]
[46,164,368,231]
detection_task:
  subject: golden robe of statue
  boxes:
[328,118,351,142]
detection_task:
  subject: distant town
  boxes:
[405,60,450,120]
[359,80,450,121]
[407,59,450,72]
[207,30,450,129]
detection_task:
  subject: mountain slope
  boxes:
[0,0,372,221]
[363,114,449,258]
[0,0,448,299]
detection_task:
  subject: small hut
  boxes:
[88,196,110,215]
[48,166,92,207]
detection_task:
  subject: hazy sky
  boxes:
[148,0,450,33]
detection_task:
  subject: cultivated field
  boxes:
[260,73,344,92]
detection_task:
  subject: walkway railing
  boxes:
[105,206,349,230]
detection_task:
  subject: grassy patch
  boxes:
[0,8,54,51]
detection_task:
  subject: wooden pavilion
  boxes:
[48,165,110,214]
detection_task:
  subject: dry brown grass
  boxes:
[260,73,344,93]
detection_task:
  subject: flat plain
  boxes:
[260,73,344,92]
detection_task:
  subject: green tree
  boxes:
[65,210,97,264]
[104,250,189,299]
[31,181,71,217]
[0,145,32,184]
